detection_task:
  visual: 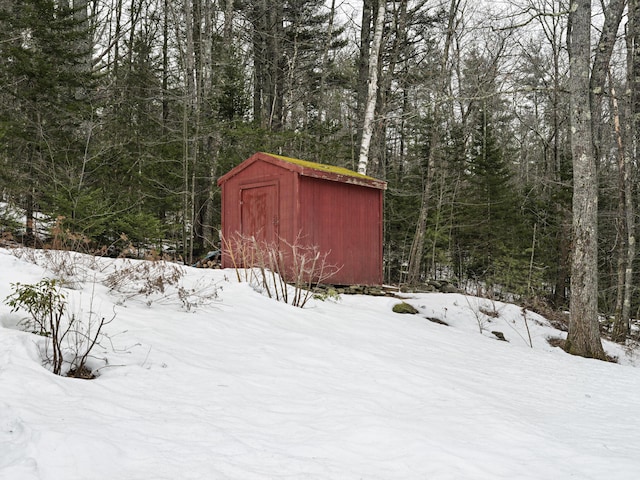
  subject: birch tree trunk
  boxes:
[357,0,385,175]
[566,0,606,360]
[356,0,372,165]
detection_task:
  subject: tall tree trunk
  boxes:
[251,0,283,130]
[251,1,266,125]
[553,211,571,307]
[201,0,236,247]
[25,187,35,246]
[318,0,337,121]
[268,1,284,130]
[357,0,385,175]
[406,0,461,284]
[624,2,639,337]
[223,0,234,40]
[610,75,628,339]
[377,0,408,179]
[181,0,197,264]
[162,0,169,130]
[566,0,605,360]
[613,0,640,341]
[355,0,373,164]
[589,0,625,164]
[406,141,436,284]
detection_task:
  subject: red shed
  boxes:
[217,152,387,285]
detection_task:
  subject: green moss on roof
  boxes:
[265,153,377,181]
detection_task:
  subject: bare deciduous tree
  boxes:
[566,0,605,360]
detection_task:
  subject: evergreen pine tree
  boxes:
[454,107,525,290]
[0,0,96,243]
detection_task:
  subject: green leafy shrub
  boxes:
[6,279,65,337]
[6,279,68,374]
[5,279,109,377]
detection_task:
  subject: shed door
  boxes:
[240,183,279,244]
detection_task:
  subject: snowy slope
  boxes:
[1,247,639,480]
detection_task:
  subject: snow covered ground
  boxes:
[1,247,639,480]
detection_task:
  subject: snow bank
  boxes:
[1,247,639,480]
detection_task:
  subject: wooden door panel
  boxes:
[240,183,278,244]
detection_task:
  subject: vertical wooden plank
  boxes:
[240,183,279,243]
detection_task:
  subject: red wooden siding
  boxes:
[240,181,279,243]
[298,176,383,285]
[219,155,295,258]
[218,152,386,285]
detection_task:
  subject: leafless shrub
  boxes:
[479,306,500,318]
[465,296,489,334]
[10,246,41,264]
[515,307,534,348]
[622,337,640,363]
[64,280,116,377]
[547,336,565,349]
[523,297,569,332]
[104,258,220,310]
[4,278,112,377]
[47,216,92,253]
[105,259,183,301]
[223,233,341,308]
[10,244,110,288]
[158,277,221,311]
[221,234,260,284]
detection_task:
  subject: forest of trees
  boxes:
[1,1,638,354]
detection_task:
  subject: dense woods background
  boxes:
[0,0,638,346]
